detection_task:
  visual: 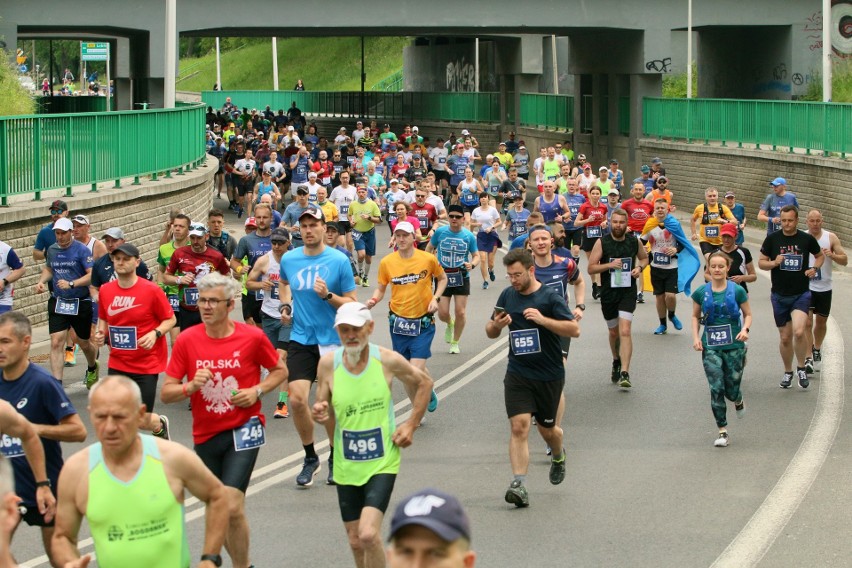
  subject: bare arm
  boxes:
[365,282,388,308]
[827,234,848,266]
[382,348,433,444]
[34,413,87,443]
[50,451,88,565]
[758,252,782,271]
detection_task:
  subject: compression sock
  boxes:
[304,443,318,460]
[278,390,288,404]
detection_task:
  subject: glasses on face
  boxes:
[658,181,667,185]
[448,214,464,220]
[415,194,427,198]
[198,297,229,307]
[50,209,63,215]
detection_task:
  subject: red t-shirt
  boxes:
[579,202,608,226]
[621,199,654,233]
[410,203,438,231]
[165,246,230,310]
[98,278,173,375]
[165,322,279,444]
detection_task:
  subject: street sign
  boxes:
[80,42,109,62]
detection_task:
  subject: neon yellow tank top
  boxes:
[87,435,189,568]
[332,345,400,486]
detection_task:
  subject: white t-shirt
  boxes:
[429,147,448,171]
[329,185,357,221]
[352,128,365,144]
[471,206,500,232]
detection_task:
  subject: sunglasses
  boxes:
[50,209,64,215]
[448,214,464,219]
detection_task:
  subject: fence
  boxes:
[0,102,206,205]
[643,98,852,157]
[519,93,574,130]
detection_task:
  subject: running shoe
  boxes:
[636,292,645,304]
[779,371,794,389]
[714,432,729,447]
[449,342,460,354]
[812,348,822,362]
[273,401,289,419]
[326,458,336,486]
[545,445,552,456]
[592,283,600,300]
[64,347,76,367]
[482,281,489,290]
[444,319,455,343]
[797,368,809,389]
[653,325,667,335]
[735,400,746,419]
[237,206,244,219]
[804,357,815,375]
[428,390,439,412]
[670,314,683,331]
[489,269,496,282]
[618,371,632,389]
[361,278,369,288]
[549,449,566,485]
[85,362,100,390]
[296,457,321,487]
[611,359,621,383]
[153,415,171,440]
[504,480,530,508]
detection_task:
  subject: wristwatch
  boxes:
[35,480,51,488]
[155,330,163,339]
[322,292,333,301]
[68,280,75,289]
[200,554,222,567]
[576,304,586,311]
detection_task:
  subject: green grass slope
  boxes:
[177,36,405,93]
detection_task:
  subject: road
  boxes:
[13,202,852,567]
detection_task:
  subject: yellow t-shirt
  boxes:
[378,250,445,318]
[317,200,339,222]
[348,199,381,233]
[494,151,513,167]
[692,202,734,245]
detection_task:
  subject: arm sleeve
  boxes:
[5,249,22,270]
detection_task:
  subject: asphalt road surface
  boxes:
[13,205,852,567]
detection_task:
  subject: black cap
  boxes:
[296,186,309,195]
[49,199,68,211]
[389,489,471,542]
[111,243,140,257]
[448,204,465,216]
[270,227,291,243]
[326,221,341,233]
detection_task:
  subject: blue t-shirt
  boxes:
[510,234,529,250]
[760,193,799,235]
[730,203,746,245]
[0,363,77,507]
[46,240,93,299]
[283,204,316,240]
[90,255,151,288]
[279,246,356,346]
[533,255,580,300]
[429,226,478,269]
[34,224,57,253]
[234,232,272,299]
[506,209,531,240]
[291,157,310,184]
[563,193,587,231]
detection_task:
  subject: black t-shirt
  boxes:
[500,179,526,200]
[494,284,573,381]
[760,229,821,295]
[722,245,753,294]
[599,234,640,301]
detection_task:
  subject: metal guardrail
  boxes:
[371,70,404,92]
[202,90,501,123]
[643,97,852,157]
[0,102,207,205]
[519,93,574,130]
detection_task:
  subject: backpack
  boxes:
[702,280,740,325]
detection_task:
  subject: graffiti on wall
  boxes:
[645,57,672,73]
[803,2,852,55]
[446,57,476,91]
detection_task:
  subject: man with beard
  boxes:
[485,249,579,508]
[588,210,649,389]
[621,182,654,304]
[312,302,432,568]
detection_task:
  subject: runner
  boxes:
[157,213,190,344]
[34,218,99,387]
[312,302,432,568]
[642,199,685,335]
[90,228,152,293]
[366,220,445,414]
[804,209,847,373]
[758,205,824,389]
[0,311,86,565]
[162,273,286,568]
[206,209,237,261]
[386,488,476,568]
[245,227,293,420]
[330,171,358,253]
[587,209,649,389]
[231,203,274,327]
[574,186,608,299]
[691,251,752,448]
[723,191,746,245]
[559,177,587,261]
[348,184,383,287]
[485,249,579,507]
[409,189,440,251]
[533,180,570,226]
[94,243,175,438]
[426,205,479,355]
[690,187,736,259]
[470,194,502,289]
[53,376,230,568]
[279,208,358,487]
[621,182,654,304]
[0,240,25,314]
[709,224,757,294]
[503,194,532,246]
[164,223,230,332]
[758,177,799,236]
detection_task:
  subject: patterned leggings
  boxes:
[701,348,746,427]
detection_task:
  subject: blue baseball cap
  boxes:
[389,489,471,542]
[769,177,787,187]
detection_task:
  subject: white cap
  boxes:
[334,302,373,328]
[53,218,74,232]
[393,221,416,235]
[412,126,419,132]
[102,227,125,240]
[461,129,470,136]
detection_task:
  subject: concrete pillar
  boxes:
[591,74,603,146]
[607,73,618,157]
[628,74,662,163]
[573,75,582,137]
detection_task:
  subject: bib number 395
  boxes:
[233,416,266,451]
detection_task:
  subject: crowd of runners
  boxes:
[0,101,846,567]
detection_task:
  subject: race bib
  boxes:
[351,230,363,241]
[586,225,602,238]
[547,175,558,181]
[168,294,180,312]
[418,217,428,229]
[780,254,803,271]
[812,267,822,281]
[705,324,733,346]
[233,416,266,451]
[342,427,385,461]
[568,205,580,217]
[256,285,279,301]
[392,317,421,336]
[510,329,541,355]
[108,326,138,350]
[340,204,349,216]
[446,271,464,288]
[0,435,24,458]
[610,258,633,288]
[704,225,720,239]
[653,252,671,266]
[55,297,80,316]
[183,287,199,306]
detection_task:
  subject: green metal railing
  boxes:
[203,90,501,123]
[581,95,631,136]
[519,93,574,130]
[643,98,852,157]
[0,103,206,205]
[371,70,404,92]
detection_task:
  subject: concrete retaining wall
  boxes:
[638,139,852,243]
[4,160,216,325]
